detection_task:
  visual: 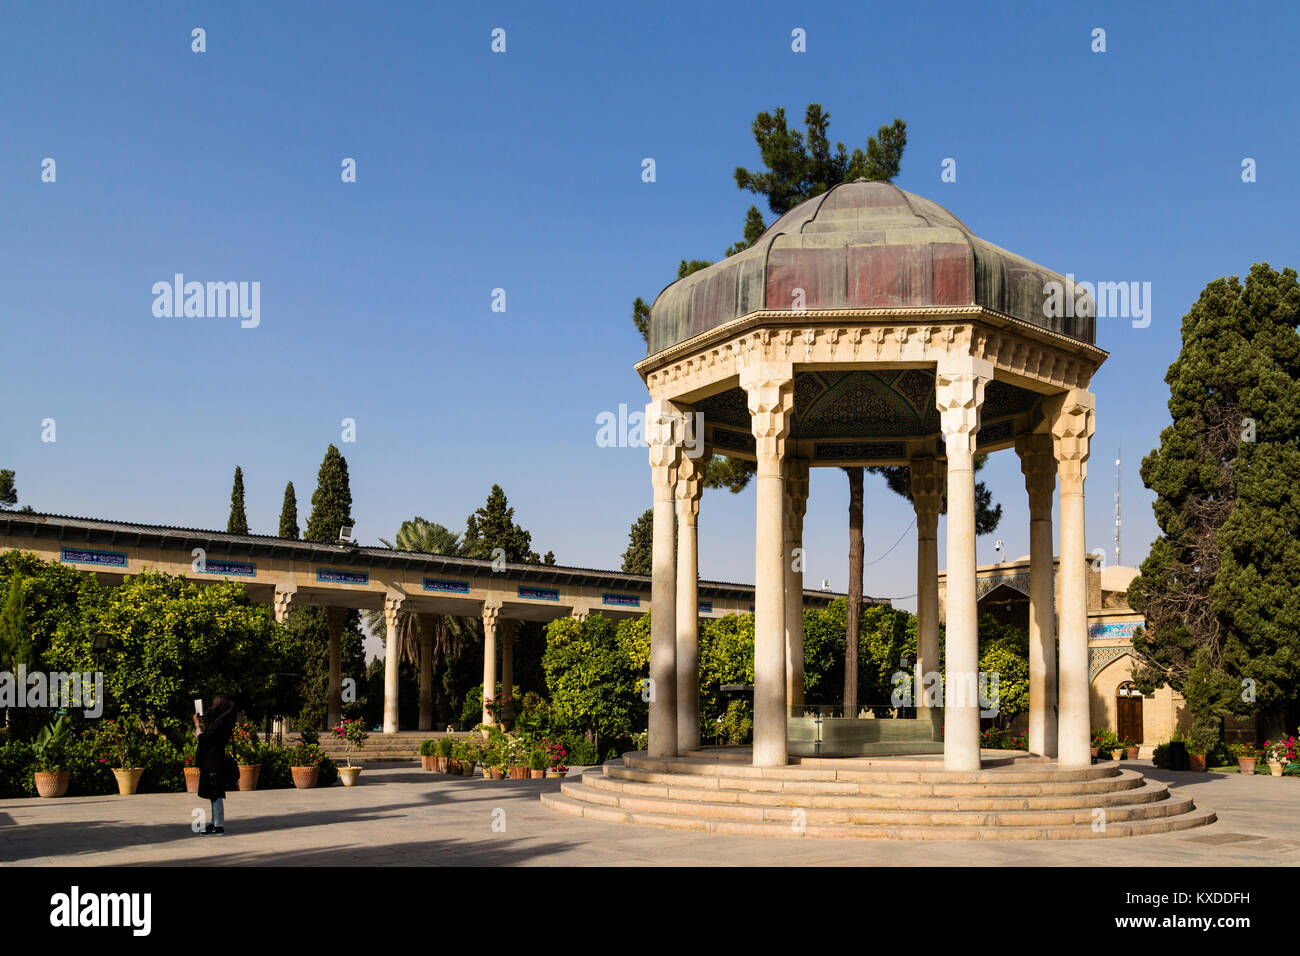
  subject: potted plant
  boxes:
[454,738,480,777]
[1113,738,1132,761]
[1187,721,1219,773]
[181,732,201,793]
[418,739,436,770]
[1126,741,1141,760]
[1089,728,1106,759]
[289,741,322,788]
[104,718,145,795]
[331,718,367,786]
[528,749,546,779]
[436,737,455,772]
[543,738,568,778]
[32,715,73,798]
[232,720,262,791]
[1263,737,1296,776]
[1230,742,1259,775]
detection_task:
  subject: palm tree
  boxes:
[364,517,471,668]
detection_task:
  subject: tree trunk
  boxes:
[844,467,864,717]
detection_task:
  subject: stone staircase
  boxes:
[540,751,1216,839]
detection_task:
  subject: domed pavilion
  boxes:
[636,180,1106,772]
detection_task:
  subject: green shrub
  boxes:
[436,737,455,757]
[138,736,185,793]
[1152,741,1171,769]
[256,743,293,789]
[418,739,436,757]
[563,734,599,767]
[319,753,338,787]
[459,685,483,732]
[529,749,546,771]
[0,741,36,798]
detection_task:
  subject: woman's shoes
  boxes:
[199,824,225,836]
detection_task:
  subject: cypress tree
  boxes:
[227,467,249,535]
[1128,264,1300,737]
[304,445,354,544]
[279,482,300,540]
[621,509,654,574]
[463,485,543,563]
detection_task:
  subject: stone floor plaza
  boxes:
[2,764,1294,867]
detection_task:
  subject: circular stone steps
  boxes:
[538,752,1216,840]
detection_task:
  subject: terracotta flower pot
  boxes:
[460,760,476,777]
[1269,760,1284,777]
[1189,753,1207,772]
[509,767,527,780]
[420,755,431,770]
[1237,757,1257,775]
[184,767,201,793]
[436,756,448,772]
[237,764,261,791]
[1127,747,1140,760]
[447,759,461,774]
[529,769,544,779]
[291,765,320,789]
[1090,748,1099,758]
[35,771,71,798]
[112,768,144,795]
[488,766,504,780]
[338,766,362,787]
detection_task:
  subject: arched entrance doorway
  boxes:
[1117,681,1143,744]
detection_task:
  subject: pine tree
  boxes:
[279,482,300,539]
[463,485,546,563]
[304,445,354,544]
[227,467,249,535]
[1128,264,1300,736]
[621,509,654,574]
[0,470,17,509]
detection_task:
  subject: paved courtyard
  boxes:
[1,762,1296,866]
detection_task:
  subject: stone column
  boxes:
[1049,390,1095,768]
[783,459,810,709]
[500,618,516,724]
[382,593,406,734]
[910,457,942,723]
[326,606,345,729]
[935,358,991,771]
[481,603,501,728]
[741,362,794,767]
[417,612,435,732]
[675,447,704,754]
[1016,433,1059,757]
[571,606,591,623]
[647,400,683,758]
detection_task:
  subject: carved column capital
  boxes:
[1015,432,1057,515]
[934,358,993,463]
[1046,390,1096,491]
[675,450,705,526]
[481,601,502,633]
[909,456,943,537]
[383,592,407,628]
[740,362,794,475]
[272,587,296,623]
[646,400,684,497]
[783,458,810,539]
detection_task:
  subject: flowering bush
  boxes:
[331,718,369,767]
[289,741,322,768]
[1263,736,1297,764]
[980,727,1028,751]
[231,721,261,765]
[1229,741,1259,759]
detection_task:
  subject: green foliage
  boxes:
[32,715,73,772]
[289,740,323,767]
[462,485,548,564]
[1187,719,1221,756]
[0,740,35,797]
[698,613,753,731]
[284,606,365,730]
[278,481,299,539]
[529,749,546,771]
[542,615,643,746]
[227,466,248,535]
[1129,265,1300,734]
[418,738,437,757]
[304,444,354,544]
[976,615,1030,729]
[459,684,483,731]
[0,469,18,509]
[621,508,653,574]
[436,737,455,757]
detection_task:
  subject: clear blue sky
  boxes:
[3,1,1297,612]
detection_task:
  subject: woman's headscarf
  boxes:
[204,694,237,743]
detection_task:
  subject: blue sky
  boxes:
[3,1,1298,613]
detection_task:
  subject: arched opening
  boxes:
[1116,681,1143,744]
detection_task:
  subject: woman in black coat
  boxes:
[193,694,237,835]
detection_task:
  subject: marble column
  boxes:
[647,400,683,758]
[326,606,345,729]
[417,612,435,732]
[783,459,810,709]
[741,362,794,767]
[1016,433,1059,757]
[382,593,406,734]
[1049,390,1095,768]
[676,447,704,754]
[935,358,991,771]
[909,457,942,723]
[481,603,500,728]
[500,618,517,724]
